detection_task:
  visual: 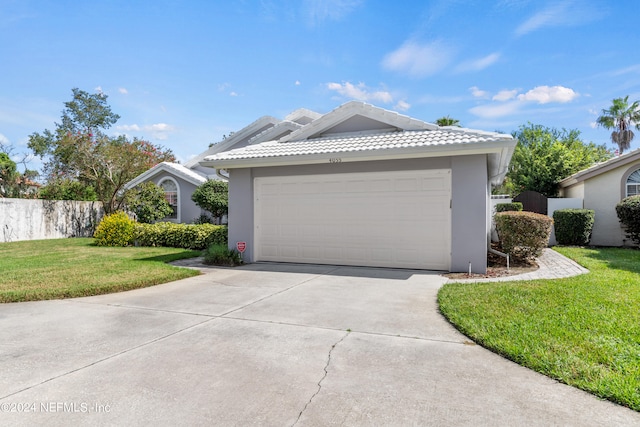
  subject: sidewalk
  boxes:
[447,248,589,283]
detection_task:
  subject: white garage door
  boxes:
[254,169,451,270]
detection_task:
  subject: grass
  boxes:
[0,238,202,303]
[438,246,640,411]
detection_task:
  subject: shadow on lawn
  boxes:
[576,246,640,275]
[135,251,202,264]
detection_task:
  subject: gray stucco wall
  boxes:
[451,155,489,273]
[228,155,491,273]
[150,173,204,223]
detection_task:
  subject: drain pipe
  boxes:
[488,244,510,270]
[216,168,229,181]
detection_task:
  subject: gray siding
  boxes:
[151,173,203,223]
[228,155,491,273]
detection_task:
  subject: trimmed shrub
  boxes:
[495,202,523,213]
[135,222,227,250]
[495,211,553,262]
[616,195,640,246]
[203,244,243,266]
[553,209,595,246]
[93,211,136,247]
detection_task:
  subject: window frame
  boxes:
[158,177,180,222]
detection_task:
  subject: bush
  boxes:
[125,182,173,224]
[495,202,523,213]
[192,180,228,224]
[203,244,243,266]
[616,195,640,246]
[495,211,553,262]
[135,222,227,250]
[192,213,214,225]
[553,209,595,246]
[93,211,136,246]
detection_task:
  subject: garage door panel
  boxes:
[254,170,451,270]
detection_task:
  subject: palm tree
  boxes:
[596,96,640,154]
[435,115,461,127]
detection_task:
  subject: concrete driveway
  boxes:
[1,263,638,426]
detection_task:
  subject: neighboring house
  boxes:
[124,162,208,223]
[559,148,640,246]
[201,101,516,273]
[124,108,321,223]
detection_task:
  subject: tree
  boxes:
[39,179,97,201]
[596,96,640,154]
[0,152,20,197]
[0,142,39,198]
[28,88,175,212]
[435,116,461,127]
[191,180,228,224]
[125,182,173,223]
[498,123,611,197]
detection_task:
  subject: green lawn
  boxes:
[438,247,640,411]
[0,238,202,303]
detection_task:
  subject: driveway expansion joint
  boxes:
[292,331,350,427]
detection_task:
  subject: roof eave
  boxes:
[201,139,516,173]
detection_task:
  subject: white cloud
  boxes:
[94,86,104,94]
[455,52,501,73]
[295,80,301,86]
[517,85,578,104]
[116,124,141,132]
[115,123,176,140]
[382,40,453,78]
[515,0,603,36]
[493,89,518,101]
[589,122,598,129]
[469,101,522,119]
[229,92,238,97]
[394,100,411,111]
[326,82,393,104]
[0,133,9,146]
[469,86,489,98]
[118,87,128,95]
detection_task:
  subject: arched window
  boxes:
[159,178,179,221]
[626,169,640,197]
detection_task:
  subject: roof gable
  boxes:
[280,101,436,142]
[124,162,207,190]
[184,115,279,168]
[559,149,640,187]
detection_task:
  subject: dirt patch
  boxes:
[443,247,538,280]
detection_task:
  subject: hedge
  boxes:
[495,211,553,262]
[135,222,227,250]
[616,195,640,246]
[553,209,595,246]
[495,202,523,213]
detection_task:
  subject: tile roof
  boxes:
[207,128,512,162]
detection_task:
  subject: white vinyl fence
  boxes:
[0,198,104,243]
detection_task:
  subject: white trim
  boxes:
[124,162,206,190]
[279,101,437,142]
[626,168,640,197]
[159,176,181,223]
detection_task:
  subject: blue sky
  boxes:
[1,0,639,172]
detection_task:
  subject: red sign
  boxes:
[236,241,247,253]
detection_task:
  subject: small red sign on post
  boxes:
[236,241,247,253]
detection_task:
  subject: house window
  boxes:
[626,169,640,197]
[159,178,178,220]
